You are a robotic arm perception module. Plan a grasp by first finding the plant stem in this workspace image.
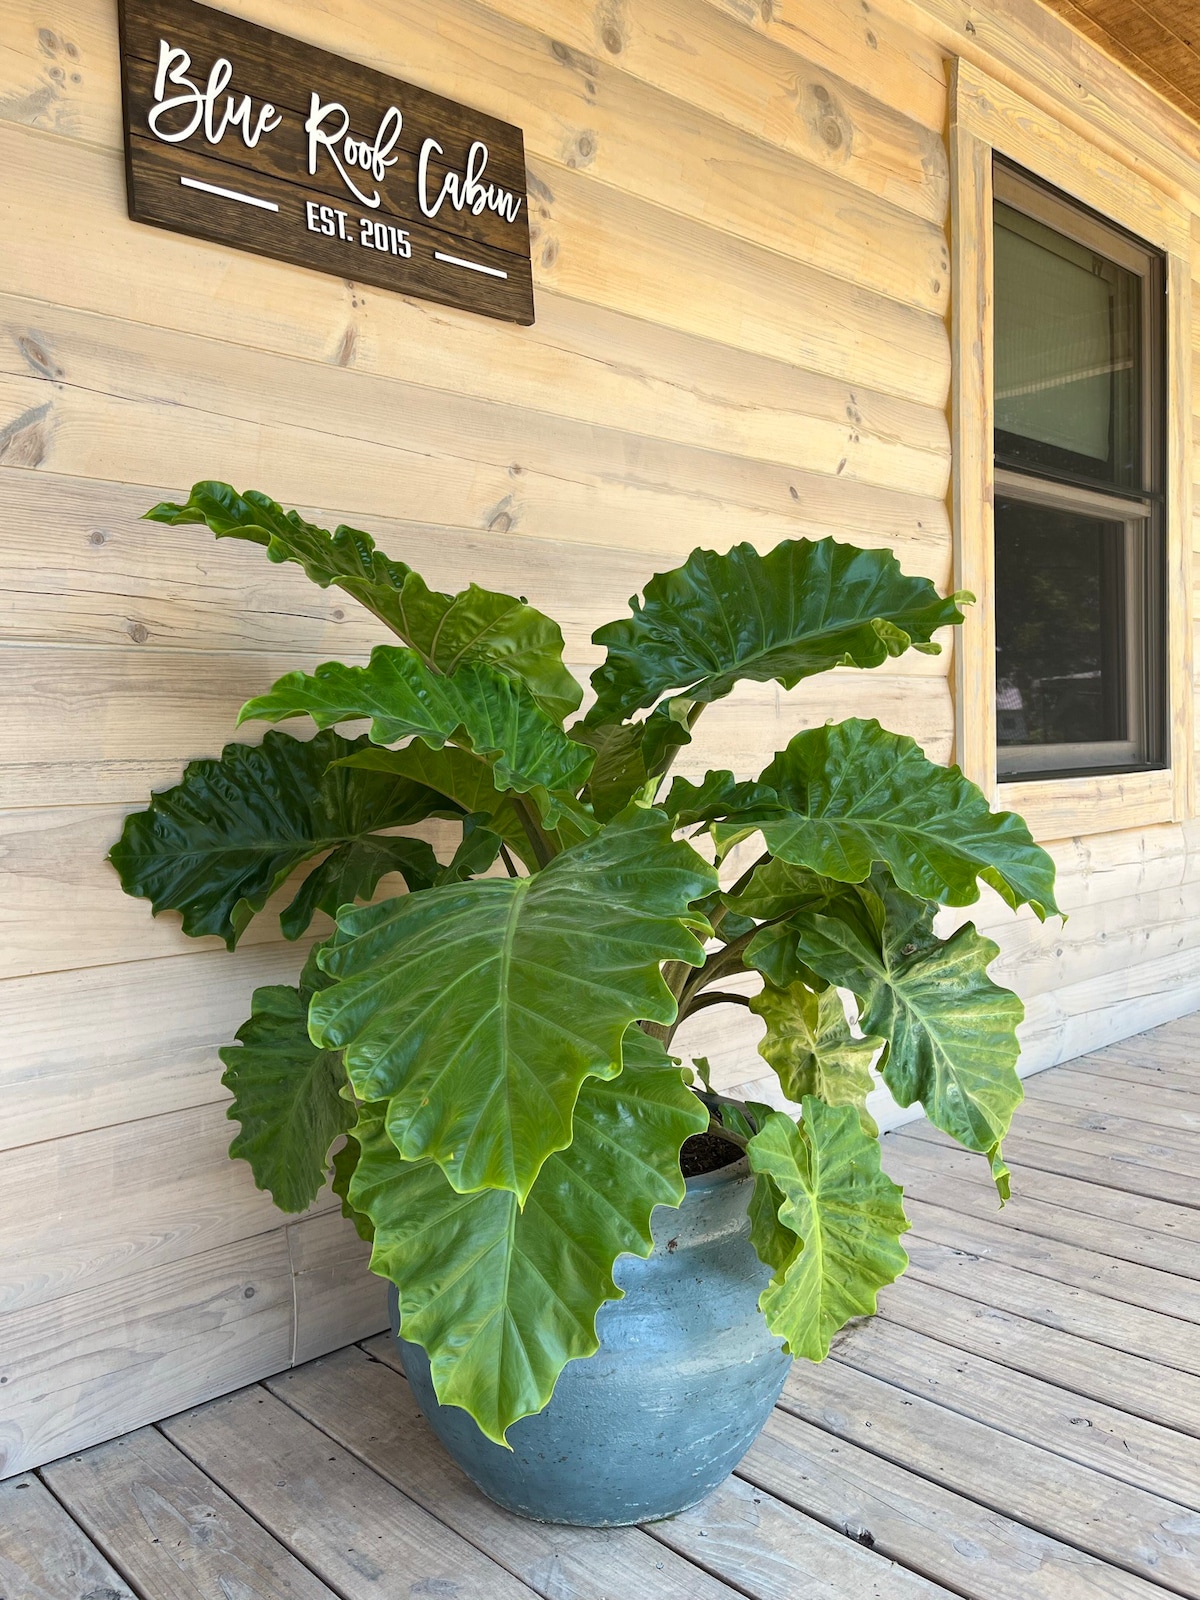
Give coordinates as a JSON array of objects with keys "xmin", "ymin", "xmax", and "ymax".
[
  {"xmin": 511, "ymin": 794, "xmax": 556, "ymax": 870},
  {"xmin": 686, "ymin": 991, "xmax": 752, "ymax": 1014}
]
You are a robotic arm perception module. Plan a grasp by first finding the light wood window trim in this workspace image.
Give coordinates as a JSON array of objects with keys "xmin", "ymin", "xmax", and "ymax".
[{"xmin": 950, "ymin": 60, "xmax": 1193, "ymax": 840}]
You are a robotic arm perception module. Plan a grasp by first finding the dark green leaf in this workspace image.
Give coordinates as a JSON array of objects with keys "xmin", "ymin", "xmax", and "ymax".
[
  {"xmin": 348, "ymin": 1027, "xmax": 707, "ymax": 1442},
  {"xmin": 331, "ymin": 1131, "xmax": 373, "ymax": 1243},
  {"xmin": 219, "ymin": 967, "xmax": 353, "ymax": 1213},
  {"xmin": 587, "ymin": 539, "xmax": 969, "ymax": 723},
  {"xmin": 788, "ymin": 877, "xmax": 1024, "ymax": 1186},
  {"xmin": 665, "ymin": 769, "xmax": 779, "ymax": 830},
  {"xmin": 280, "ymin": 835, "xmax": 440, "ymax": 940},
  {"xmin": 310, "ymin": 806, "xmax": 717, "ymax": 1199},
  {"xmin": 336, "ymin": 743, "xmax": 596, "ymax": 868},
  {"xmin": 718, "ymin": 719, "xmax": 1059, "ymax": 918},
  {"xmin": 239, "ymin": 650, "xmax": 593, "ymax": 824},
  {"xmin": 388, "ymin": 570, "xmax": 582, "ymax": 723},
  {"xmin": 747, "ymin": 1100, "xmax": 909, "ymax": 1359},
  {"xmin": 749, "ymin": 981, "xmax": 880, "ymax": 1135},
  {"xmin": 438, "ymin": 814, "xmax": 505, "ymax": 884},
  {"xmin": 149, "ymin": 484, "xmax": 581, "ymax": 719},
  {"xmin": 109, "ymin": 729, "xmax": 450, "ymax": 949}
]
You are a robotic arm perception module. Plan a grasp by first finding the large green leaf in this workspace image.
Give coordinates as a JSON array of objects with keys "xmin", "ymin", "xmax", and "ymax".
[
  {"xmin": 587, "ymin": 539, "xmax": 969, "ymax": 723},
  {"xmin": 386, "ymin": 570, "xmax": 582, "ymax": 723},
  {"xmin": 747, "ymin": 1100, "xmax": 909, "ymax": 1359},
  {"xmin": 750, "ymin": 981, "xmax": 881, "ymax": 1134},
  {"xmin": 310, "ymin": 806, "xmax": 717, "ymax": 1199},
  {"xmin": 240, "ymin": 649, "xmax": 592, "ymax": 824},
  {"xmin": 148, "ymin": 484, "xmax": 581, "ymax": 720},
  {"xmin": 729, "ymin": 720, "xmax": 1058, "ymax": 918},
  {"xmin": 788, "ymin": 877, "xmax": 1023, "ymax": 1192},
  {"xmin": 348, "ymin": 1027, "xmax": 706, "ymax": 1442},
  {"xmin": 218, "ymin": 951, "xmax": 353, "ymax": 1212},
  {"xmin": 108, "ymin": 729, "xmax": 444, "ymax": 949}
]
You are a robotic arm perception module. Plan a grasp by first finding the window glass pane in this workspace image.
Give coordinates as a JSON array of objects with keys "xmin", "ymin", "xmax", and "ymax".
[
  {"xmin": 994, "ymin": 202, "xmax": 1141, "ymax": 488},
  {"xmin": 995, "ymin": 495, "xmax": 1128, "ymax": 756}
]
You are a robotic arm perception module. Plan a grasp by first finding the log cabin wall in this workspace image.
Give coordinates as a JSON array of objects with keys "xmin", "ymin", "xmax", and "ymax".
[{"xmin": 0, "ymin": 0, "xmax": 1197, "ymax": 1474}]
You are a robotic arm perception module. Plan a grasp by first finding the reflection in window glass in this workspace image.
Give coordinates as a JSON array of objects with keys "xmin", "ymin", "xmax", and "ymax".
[
  {"xmin": 994, "ymin": 496, "xmax": 1127, "ymax": 754},
  {"xmin": 994, "ymin": 202, "xmax": 1141, "ymax": 488}
]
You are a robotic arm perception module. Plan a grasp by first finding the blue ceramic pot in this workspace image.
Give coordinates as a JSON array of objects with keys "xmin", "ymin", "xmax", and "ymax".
[{"xmin": 388, "ymin": 1154, "xmax": 791, "ymax": 1526}]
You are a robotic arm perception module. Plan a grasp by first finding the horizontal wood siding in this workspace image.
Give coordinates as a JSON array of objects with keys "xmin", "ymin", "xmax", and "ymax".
[{"xmin": 1, "ymin": 0, "xmax": 1197, "ymax": 1474}]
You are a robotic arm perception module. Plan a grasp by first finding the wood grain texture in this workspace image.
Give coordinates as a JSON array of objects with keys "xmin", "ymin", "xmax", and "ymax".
[
  {"xmin": 161, "ymin": 1386, "xmax": 540, "ymax": 1599},
  {"xmin": 779, "ymin": 1356, "xmax": 1200, "ymax": 1596},
  {"xmin": 0, "ymin": 123, "xmax": 952, "ymax": 408},
  {"xmin": 287, "ymin": 1211, "xmax": 388, "ymax": 1366},
  {"xmin": 269, "ymin": 1345, "xmax": 748, "ymax": 1600},
  {"xmin": 0, "ymin": 943, "xmax": 311, "ymax": 1150},
  {"xmin": 0, "ymin": 1100, "xmax": 333, "ymax": 1313},
  {"xmin": 740, "ymin": 1407, "xmax": 1166, "ymax": 1600},
  {"xmin": 0, "ymin": 1473, "xmax": 138, "ymax": 1600},
  {"xmin": 42, "ymin": 1425, "xmax": 340, "ymax": 1600},
  {"xmin": 832, "ymin": 1314, "xmax": 1200, "ymax": 1512},
  {"xmin": 0, "ymin": 1232, "xmax": 294, "ymax": 1478},
  {"xmin": 877, "ymin": 1272, "xmax": 1200, "ymax": 1435}
]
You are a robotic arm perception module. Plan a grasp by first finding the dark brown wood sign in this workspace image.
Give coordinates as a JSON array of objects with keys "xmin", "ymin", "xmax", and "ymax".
[{"xmin": 117, "ymin": 0, "xmax": 534, "ymax": 323}]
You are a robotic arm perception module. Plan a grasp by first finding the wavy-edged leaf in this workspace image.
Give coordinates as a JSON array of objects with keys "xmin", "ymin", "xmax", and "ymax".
[
  {"xmin": 148, "ymin": 484, "xmax": 580, "ymax": 719},
  {"xmin": 747, "ymin": 1100, "xmax": 909, "ymax": 1359},
  {"xmin": 108, "ymin": 729, "xmax": 446, "ymax": 949},
  {"xmin": 788, "ymin": 877, "xmax": 1024, "ymax": 1188},
  {"xmin": 750, "ymin": 982, "xmax": 881, "ymax": 1134},
  {"xmin": 331, "ymin": 1130, "xmax": 374, "ymax": 1242},
  {"xmin": 665, "ymin": 769, "xmax": 778, "ymax": 830},
  {"xmin": 587, "ymin": 539, "xmax": 969, "ymax": 723},
  {"xmin": 391, "ymin": 571, "xmax": 582, "ymax": 723},
  {"xmin": 310, "ymin": 806, "xmax": 716, "ymax": 1199},
  {"xmin": 723, "ymin": 720, "xmax": 1058, "ymax": 918},
  {"xmin": 218, "ymin": 955, "xmax": 352, "ymax": 1212},
  {"xmin": 348, "ymin": 1027, "xmax": 706, "ymax": 1442},
  {"xmin": 438, "ymin": 814, "xmax": 505, "ymax": 884},
  {"xmin": 240, "ymin": 649, "xmax": 593, "ymax": 824},
  {"xmin": 576, "ymin": 704, "xmax": 694, "ymax": 822}
]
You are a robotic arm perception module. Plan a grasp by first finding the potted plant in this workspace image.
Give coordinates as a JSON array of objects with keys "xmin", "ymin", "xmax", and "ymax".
[{"xmin": 111, "ymin": 483, "xmax": 1056, "ymax": 1526}]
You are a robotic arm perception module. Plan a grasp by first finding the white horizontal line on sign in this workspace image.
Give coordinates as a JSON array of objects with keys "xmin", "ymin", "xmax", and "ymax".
[
  {"xmin": 433, "ymin": 250, "xmax": 508, "ymax": 280},
  {"xmin": 179, "ymin": 175, "xmax": 280, "ymax": 212}
]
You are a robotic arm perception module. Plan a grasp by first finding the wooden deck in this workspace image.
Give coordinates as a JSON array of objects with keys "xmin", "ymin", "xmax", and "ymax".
[{"xmin": 4, "ymin": 1015, "xmax": 1199, "ymax": 1600}]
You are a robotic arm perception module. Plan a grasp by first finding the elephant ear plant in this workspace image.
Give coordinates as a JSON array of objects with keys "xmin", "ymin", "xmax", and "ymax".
[{"xmin": 111, "ymin": 482, "xmax": 1058, "ymax": 1445}]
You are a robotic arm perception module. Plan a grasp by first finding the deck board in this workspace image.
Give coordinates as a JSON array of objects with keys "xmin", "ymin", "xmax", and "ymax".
[{"xmin": 13, "ymin": 1010, "xmax": 1200, "ymax": 1600}]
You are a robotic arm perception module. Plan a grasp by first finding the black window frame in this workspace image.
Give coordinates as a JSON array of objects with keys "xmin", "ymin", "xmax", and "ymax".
[{"xmin": 992, "ymin": 157, "xmax": 1167, "ymax": 783}]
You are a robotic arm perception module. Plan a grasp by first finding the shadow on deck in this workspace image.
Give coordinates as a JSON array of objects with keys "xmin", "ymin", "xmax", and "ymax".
[{"xmin": 4, "ymin": 1015, "xmax": 1199, "ymax": 1600}]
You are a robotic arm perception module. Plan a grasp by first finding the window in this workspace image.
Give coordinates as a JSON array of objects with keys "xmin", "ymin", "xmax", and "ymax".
[{"xmin": 992, "ymin": 162, "xmax": 1165, "ymax": 780}]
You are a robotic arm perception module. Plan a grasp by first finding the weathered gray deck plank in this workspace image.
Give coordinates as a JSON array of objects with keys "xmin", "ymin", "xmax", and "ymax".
[
  {"xmin": 778, "ymin": 1356, "xmax": 1200, "ymax": 1594},
  {"xmin": 905, "ymin": 1198, "xmax": 1200, "ymax": 1320},
  {"xmin": 897, "ymin": 1119, "xmax": 1200, "ymax": 1208},
  {"xmin": 831, "ymin": 1315, "xmax": 1200, "ymax": 1511},
  {"xmin": 0, "ymin": 1473, "xmax": 137, "ymax": 1600},
  {"xmin": 879, "ymin": 1275, "xmax": 1200, "ymax": 1434},
  {"xmin": 41, "ymin": 1425, "xmax": 339, "ymax": 1600},
  {"xmin": 266, "ymin": 1344, "xmax": 744, "ymax": 1600},
  {"xmin": 1024, "ymin": 1067, "xmax": 1200, "ymax": 1132},
  {"xmin": 160, "ymin": 1387, "xmax": 540, "ymax": 1600},
  {"xmin": 883, "ymin": 1141, "xmax": 1200, "ymax": 1279},
  {"xmin": 738, "ymin": 1408, "xmax": 1168, "ymax": 1600}
]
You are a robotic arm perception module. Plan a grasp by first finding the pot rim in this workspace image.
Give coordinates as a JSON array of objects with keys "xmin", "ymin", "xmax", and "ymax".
[{"xmin": 683, "ymin": 1151, "xmax": 750, "ymax": 1191}]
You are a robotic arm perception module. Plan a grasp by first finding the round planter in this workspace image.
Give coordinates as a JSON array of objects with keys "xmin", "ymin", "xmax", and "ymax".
[{"xmin": 388, "ymin": 1153, "xmax": 791, "ymax": 1526}]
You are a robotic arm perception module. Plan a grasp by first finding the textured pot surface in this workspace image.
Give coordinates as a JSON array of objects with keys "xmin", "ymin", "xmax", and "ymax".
[{"xmin": 389, "ymin": 1156, "xmax": 792, "ymax": 1526}]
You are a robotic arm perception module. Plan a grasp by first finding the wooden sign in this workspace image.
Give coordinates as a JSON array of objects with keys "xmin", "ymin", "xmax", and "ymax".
[{"xmin": 116, "ymin": 0, "xmax": 534, "ymax": 324}]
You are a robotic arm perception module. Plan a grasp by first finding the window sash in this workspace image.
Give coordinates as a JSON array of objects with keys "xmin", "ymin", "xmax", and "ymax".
[{"xmin": 991, "ymin": 164, "xmax": 1165, "ymax": 782}]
